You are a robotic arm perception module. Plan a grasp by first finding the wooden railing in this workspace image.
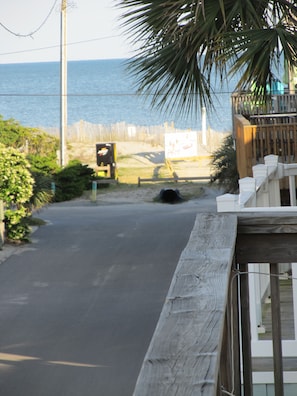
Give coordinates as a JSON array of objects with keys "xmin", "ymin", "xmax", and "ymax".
[
  {"xmin": 236, "ymin": 213, "xmax": 297, "ymax": 396},
  {"xmin": 231, "ymin": 92, "xmax": 297, "ymax": 118},
  {"xmin": 133, "ymin": 210, "xmax": 297, "ymax": 395},
  {"xmin": 133, "ymin": 213, "xmax": 239, "ymax": 395},
  {"xmin": 232, "ymin": 92, "xmax": 297, "ymax": 178},
  {"xmin": 234, "ymin": 114, "xmax": 297, "ymax": 178}
]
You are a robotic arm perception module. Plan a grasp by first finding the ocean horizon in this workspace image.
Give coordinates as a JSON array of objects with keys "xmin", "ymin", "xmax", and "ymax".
[{"xmin": 0, "ymin": 58, "xmax": 236, "ymax": 132}]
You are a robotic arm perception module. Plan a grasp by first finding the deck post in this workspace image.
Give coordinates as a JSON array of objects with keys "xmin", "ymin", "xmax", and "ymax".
[
  {"xmin": 292, "ymin": 263, "xmax": 297, "ymax": 340},
  {"xmin": 270, "ymin": 263, "xmax": 284, "ymax": 396},
  {"xmin": 289, "ymin": 175, "xmax": 296, "ymax": 206},
  {"xmin": 232, "ymin": 262, "xmax": 242, "ymax": 395},
  {"xmin": 252, "ymin": 164, "xmax": 269, "ymax": 207},
  {"xmin": 239, "ymin": 262, "xmax": 253, "ymax": 396}
]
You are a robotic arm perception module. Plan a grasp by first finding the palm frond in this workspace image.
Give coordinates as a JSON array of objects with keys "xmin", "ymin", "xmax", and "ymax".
[{"xmin": 117, "ymin": 0, "xmax": 297, "ymax": 117}]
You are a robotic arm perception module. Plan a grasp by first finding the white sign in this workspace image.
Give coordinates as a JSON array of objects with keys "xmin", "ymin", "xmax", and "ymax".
[{"xmin": 165, "ymin": 132, "xmax": 198, "ymax": 159}]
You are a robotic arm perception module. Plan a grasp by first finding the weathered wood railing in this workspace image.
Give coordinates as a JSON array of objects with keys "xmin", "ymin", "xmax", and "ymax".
[
  {"xmin": 133, "ymin": 211, "xmax": 297, "ymax": 395},
  {"xmin": 133, "ymin": 213, "xmax": 239, "ymax": 395}
]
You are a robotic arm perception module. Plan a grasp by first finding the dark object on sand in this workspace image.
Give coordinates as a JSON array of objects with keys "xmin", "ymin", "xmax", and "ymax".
[{"xmin": 157, "ymin": 188, "xmax": 184, "ymax": 204}]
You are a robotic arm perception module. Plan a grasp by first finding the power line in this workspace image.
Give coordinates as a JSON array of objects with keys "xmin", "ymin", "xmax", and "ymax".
[
  {"xmin": 0, "ymin": 91, "xmax": 234, "ymax": 97},
  {"xmin": 0, "ymin": 35, "xmax": 121, "ymax": 57},
  {"xmin": 0, "ymin": 0, "xmax": 59, "ymax": 38}
]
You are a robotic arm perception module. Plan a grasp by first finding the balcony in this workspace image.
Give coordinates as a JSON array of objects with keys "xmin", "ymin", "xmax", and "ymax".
[
  {"xmin": 232, "ymin": 92, "xmax": 297, "ymax": 180},
  {"xmin": 132, "ymin": 210, "xmax": 297, "ymax": 395}
]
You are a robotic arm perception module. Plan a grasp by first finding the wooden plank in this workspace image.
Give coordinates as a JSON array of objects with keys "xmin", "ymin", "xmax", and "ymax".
[
  {"xmin": 236, "ymin": 233, "xmax": 297, "ymax": 263},
  {"xmin": 238, "ymin": 219, "xmax": 297, "ymax": 234},
  {"xmin": 237, "ymin": 215, "xmax": 297, "ymax": 262},
  {"xmin": 238, "ymin": 224, "xmax": 297, "ymax": 234},
  {"xmin": 133, "ymin": 213, "xmax": 237, "ymax": 396},
  {"xmin": 259, "ymin": 278, "xmax": 294, "ymax": 341},
  {"xmin": 231, "ymin": 263, "xmax": 242, "ymax": 396},
  {"xmin": 238, "ymin": 214, "xmax": 297, "ymax": 233},
  {"xmin": 294, "ymin": 126, "xmax": 297, "ymax": 161},
  {"xmin": 95, "ymin": 179, "xmax": 118, "ymax": 185},
  {"xmin": 138, "ymin": 176, "xmax": 210, "ymax": 186},
  {"xmin": 240, "ymin": 262, "xmax": 253, "ymax": 396},
  {"xmin": 270, "ymin": 263, "xmax": 284, "ymax": 396}
]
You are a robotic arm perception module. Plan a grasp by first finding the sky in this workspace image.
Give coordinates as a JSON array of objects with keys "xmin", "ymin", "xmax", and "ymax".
[{"xmin": 0, "ymin": 0, "xmax": 137, "ymax": 64}]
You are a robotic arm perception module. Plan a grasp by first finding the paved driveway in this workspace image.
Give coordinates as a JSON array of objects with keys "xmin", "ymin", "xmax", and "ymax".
[{"xmin": 0, "ymin": 196, "xmax": 217, "ymax": 395}]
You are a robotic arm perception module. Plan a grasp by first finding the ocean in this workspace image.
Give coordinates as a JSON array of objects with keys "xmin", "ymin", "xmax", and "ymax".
[{"xmin": 0, "ymin": 59, "xmax": 237, "ymax": 132}]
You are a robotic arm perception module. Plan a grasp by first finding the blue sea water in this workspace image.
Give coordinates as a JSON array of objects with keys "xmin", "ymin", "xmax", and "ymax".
[{"xmin": 0, "ymin": 59, "xmax": 237, "ymax": 132}]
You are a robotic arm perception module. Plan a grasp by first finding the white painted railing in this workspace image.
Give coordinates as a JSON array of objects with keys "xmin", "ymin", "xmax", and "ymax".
[
  {"xmin": 217, "ymin": 154, "xmax": 297, "ymax": 212},
  {"xmin": 217, "ymin": 154, "xmax": 297, "ymax": 387}
]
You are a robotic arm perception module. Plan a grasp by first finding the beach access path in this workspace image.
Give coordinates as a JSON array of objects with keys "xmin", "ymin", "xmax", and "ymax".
[{"xmin": 0, "ymin": 190, "xmax": 219, "ymax": 396}]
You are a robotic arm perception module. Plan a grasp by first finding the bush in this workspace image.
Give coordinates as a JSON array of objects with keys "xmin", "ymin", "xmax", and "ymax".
[
  {"xmin": 0, "ymin": 145, "xmax": 34, "ymax": 204},
  {"xmin": 54, "ymin": 160, "xmax": 95, "ymax": 202},
  {"xmin": 0, "ymin": 145, "xmax": 34, "ymax": 242},
  {"xmin": 27, "ymin": 171, "xmax": 54, "ymax": 211},
  {"xmin": 4, "ymin": 208, "xmax": 31, "ymax": 243},
  {"xmin": 210, "ymin": 135, "xmax": 239, "ymax": 193},
  {"xmin": 0, "ymin": 116, "xmax": 58, "ymax": 157},
  {"xmin": 27, "ymin": 153, "xmax": 59, "ymax": 175},
  {"xmin": 0, "ymin": 117, "xmax": 59, "ymax": 242}
]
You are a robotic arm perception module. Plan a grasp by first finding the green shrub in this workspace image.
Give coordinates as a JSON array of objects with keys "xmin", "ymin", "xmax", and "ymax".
[
  {"xmin": 4, "ymin": 208, "xmax": 31, "ymax": 242},
  {"xmin": 54, "ymin": 160, "xmax": 95, "ymax": 202},
  {"xmin": 0, "ymin": 116, "xmax": 58, "ymax": 157},
  {"xmin": 0, "ymin": 117, "xmax": 59, "ymax": 242},
  {"xmin": 210, "ymin": 135, "xmax": 239, "ymax": 193},
  {"xmin": 27, "ymin": 171, "xmax": 54, "ymax": 211},
  {"xmin": 0, "ymin": 145, "xmax": 34, "ymax": 242},
  {"xmin": 27, "ymin": 154, "xmax": 59, "ymax": 175}
]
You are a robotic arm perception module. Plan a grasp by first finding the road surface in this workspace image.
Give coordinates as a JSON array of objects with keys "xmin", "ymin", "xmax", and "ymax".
[{"xmin": 0, "ymin": 196, "xmax": 217, "ymax": 395}]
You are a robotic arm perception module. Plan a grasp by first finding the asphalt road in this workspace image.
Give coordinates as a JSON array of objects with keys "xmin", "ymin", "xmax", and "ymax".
[{"xmin": 0, "ymin": 197, "xmax": 216, "ymax": 395}]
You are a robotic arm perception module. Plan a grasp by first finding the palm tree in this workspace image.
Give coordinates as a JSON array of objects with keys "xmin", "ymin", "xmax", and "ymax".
[{"xmin": 118, "ymin": 0, "xmax": 297, "ymax": 117}]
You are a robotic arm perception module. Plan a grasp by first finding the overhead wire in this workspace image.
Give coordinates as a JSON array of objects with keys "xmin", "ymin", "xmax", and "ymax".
[
  {"xmin": 0, "ymin": 35, "xmax": 122, "ymax": 57},
  {"xmin": 0, "ymin": 0, "xmax": 59, "ymax": 38},
  {"xmin": 0, "ymin": 3, "xmax": 235, "ymax": 99},
  {"xmin": 0, "ymin": 91, "xmax": 234, "ymax": 97}
]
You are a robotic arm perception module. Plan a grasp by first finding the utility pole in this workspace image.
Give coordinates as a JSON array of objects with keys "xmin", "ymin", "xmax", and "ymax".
[{"xmin": 60, "ymin": 0, "xmax": 67, "ymax": 167}]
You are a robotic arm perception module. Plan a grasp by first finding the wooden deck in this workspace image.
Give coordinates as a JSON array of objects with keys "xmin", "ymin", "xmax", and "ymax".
[
  {"xmin": 259, "ymin": 278, "xmax": 294, "ymax": 341},
  {"xmin": 132, "ymin": 213, "xmax": 297, "ymax": 395},
  {"xmin": 232, "ymin": 93, "xmax": 297, "ymax": 178},
  {"xmin": 253, "ymin": 277, "xmax": 296, "ymax": 374}
]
